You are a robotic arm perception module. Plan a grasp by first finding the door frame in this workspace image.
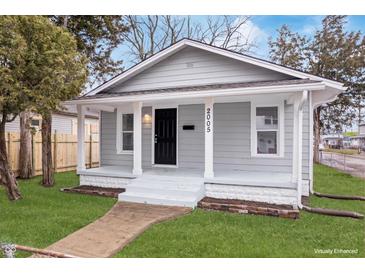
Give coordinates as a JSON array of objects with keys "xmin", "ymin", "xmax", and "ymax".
[{"xmin": 151, "ymin": 104, "xmax": 179, "ymax": 168}]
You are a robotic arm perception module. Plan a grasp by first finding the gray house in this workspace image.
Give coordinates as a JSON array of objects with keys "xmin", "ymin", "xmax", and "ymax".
[{"xmin": 67, "ymin": 39, "xmax": 344, "ymax": 208}]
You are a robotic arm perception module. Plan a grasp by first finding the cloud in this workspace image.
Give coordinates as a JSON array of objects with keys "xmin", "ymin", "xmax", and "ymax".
[
  {"xmin": 300, "ymin": 16, "xmax": 323, "ymax": 35},
  {"xmin": 215, "ymin": 16, "xmax": 268, "ymax": 56}
]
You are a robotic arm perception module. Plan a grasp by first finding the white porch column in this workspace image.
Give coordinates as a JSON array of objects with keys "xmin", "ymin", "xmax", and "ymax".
[
  {"xmin": 77, "ymin": 104, "xmax": 86, "ymax": 172},
  {"xmin": 133, "ymin": 101, "xmax": 143, "ymax": 175},
  {"xmin": 204, "ymin": 97, "xmax": 214, "ymax": 178}
]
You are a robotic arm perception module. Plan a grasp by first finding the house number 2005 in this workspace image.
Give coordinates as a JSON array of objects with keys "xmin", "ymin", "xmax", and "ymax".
[{"xmin": 206, "ymin": 107, "xmax": 211, "ymax": 133}]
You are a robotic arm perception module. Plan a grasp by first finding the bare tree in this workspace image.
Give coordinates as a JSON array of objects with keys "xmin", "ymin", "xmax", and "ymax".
[{"xmin": 122, "ymin": 15, "xmax": 256, "ymax": 63}]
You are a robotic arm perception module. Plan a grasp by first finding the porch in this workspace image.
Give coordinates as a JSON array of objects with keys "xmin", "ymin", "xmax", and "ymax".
[
  {"xmin": 78, "ymin": 165, "xmax": 295, "ymax": 189},
  {"xmin": 72, "ymin": 79, "xmax": 317, "ymax": 207}
]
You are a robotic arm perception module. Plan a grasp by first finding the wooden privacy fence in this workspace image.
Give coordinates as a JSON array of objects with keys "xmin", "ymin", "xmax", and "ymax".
[{"xmin": 5, "ymin": 131, "xmax": 99, "ymax": 176}]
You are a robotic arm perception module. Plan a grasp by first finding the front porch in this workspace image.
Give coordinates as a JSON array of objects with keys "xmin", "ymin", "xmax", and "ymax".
[
  {"xmin": 78, "ymin": 165, "xmax": 294, "ymax": 189},
  {"xmin": 72, "ymin": 80, "xmax": 316, "ymax": 207},
  {"xmin": 78, "ymin": 165, "xmax": 296, "ymax": 207}
]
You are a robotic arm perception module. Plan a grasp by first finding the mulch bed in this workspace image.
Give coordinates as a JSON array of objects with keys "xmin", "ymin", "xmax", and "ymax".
[
  {"xmin": 60, "ymin": 185, "xmax": 125, "ymax": 198},
  {"xmin": 198, "ymin": 197, "xmax": 299, "ymax": 219}
]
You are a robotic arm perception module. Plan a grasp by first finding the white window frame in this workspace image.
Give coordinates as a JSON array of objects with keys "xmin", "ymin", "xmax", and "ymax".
[
  {"xmin": 116, "ymin": 106, "xmax": 134, "ymax": 154},
  {"xmin": 251, "ymin": 99, "xmax": 285, "ymax": 158}
]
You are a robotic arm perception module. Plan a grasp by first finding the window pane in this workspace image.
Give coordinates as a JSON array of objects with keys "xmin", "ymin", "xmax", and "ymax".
[
  {"xmin": 122, "ymin": 114, "xmax": 133, "ymax": 131},
  {"xmin": 123, "ymin": 132, "xmax": 133, "ymax": 151},
  {"xmin": 256, "ymin": 107, "xmax": 278, "ymax": 130},
  {"xmin": 257, "ymin": 131, "xmax": 277, "ymax": 154}
]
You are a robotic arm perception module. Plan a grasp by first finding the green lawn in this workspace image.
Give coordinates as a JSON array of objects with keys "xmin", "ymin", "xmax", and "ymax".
[
  {"xmin": 1, "ymin": 164, "xmax": 364, "ymax": 258},
  {"xmin": 0, "ymin": 172, "xmax": 115, "ymax": 257},
  {"xmin": 116, "ymin": 164, "xmax": 365, "ymax": 258},
  {"xmin": 324, "ymin": 148, "xmax": 361, "ymax": 155}
]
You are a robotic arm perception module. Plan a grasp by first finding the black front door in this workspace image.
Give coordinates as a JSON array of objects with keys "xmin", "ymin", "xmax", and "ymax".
[{"xmin": 154, "ymin": 108, "xmax": 177, "ymax": 165}]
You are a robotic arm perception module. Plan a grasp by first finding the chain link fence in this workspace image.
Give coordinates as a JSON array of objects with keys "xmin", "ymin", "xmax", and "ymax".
[{"xmin": 319, "ymin": 151, "xmax": 365, "ymax": 179}]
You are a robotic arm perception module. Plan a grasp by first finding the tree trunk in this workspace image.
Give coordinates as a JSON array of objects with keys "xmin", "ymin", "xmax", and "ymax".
[
  {"xmin": 0, "ymin": 119, "xmax": 21, "ymax": 200},
  {"xmin": 41, "ymin": 114, "xmax": 54, "ymax": 187},
  {"xmin": 18, "ymin": 111, "xmax": 34, "ymax": 179},
  {"xmin": 313, "ymin": 107, "xmax": 321, "ymax": 163}
]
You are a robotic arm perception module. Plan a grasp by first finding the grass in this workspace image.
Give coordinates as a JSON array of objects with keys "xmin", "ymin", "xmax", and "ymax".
[
  {"xmin": 115, "ymin": 164, "xmax": 365, "ymax": 258},
  {"xmin": 1, "ymin": 164, "xmax": 364, "ymax": 258},
  {"xmin": 0, "ymin": 172, "xmax": 115, "ymax": 257},
  {"xmin": 324, "ymin": 148, "xmax": 361, "ymax": 155}
]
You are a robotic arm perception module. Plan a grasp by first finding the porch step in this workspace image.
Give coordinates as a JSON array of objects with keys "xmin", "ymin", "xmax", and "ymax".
[
  {"xmin": 126, "ymin": 185, "xmax": 202, "ymax": 196},
  {"xmin": 118, "ymin": 177, "xmax": 205, "ymax": 208},
  {"xmin": 119, "ymin": 191, "xmax": 200, "ymax": 208}
]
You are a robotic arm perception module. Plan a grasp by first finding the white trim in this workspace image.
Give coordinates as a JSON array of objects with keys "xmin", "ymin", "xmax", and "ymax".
[
  {"xmin": 86, "ymin": 39, "xmax": 344, "ymax": 96},
  {"xmin": 85, "ymin": 104, "xmax": 115, "ymax": 113},
  {"xmin": 204, "ymin": 97, "xmax": 214, "ymax": 179},
  {"xmin": 250, "ymin": 99, "xmax": 285, "ymax": 158},
  {"xmin": 151, "ymin": 104, "xmax": 179, "ymax": 167},
  {"xmin": 152, "ymin": 164, "xmax": 178, "ymax": 169},
  {"xmin": 133, "ymin": 101, "xmax": 143, "ymax": 175},
  {"xmin": 116, "ymin": 106, "xmax": 134, "ymax": 155},
  {"xmin": 77, "ymin": 105, "xmax": 86, "ymax": 172},
  {"xmin": 68, "ymin": 82, "xmax": 326, "ymax": 105},
  {"xmin": 98, "ymin": 110, "xmax": 102, "ymax": 167}
]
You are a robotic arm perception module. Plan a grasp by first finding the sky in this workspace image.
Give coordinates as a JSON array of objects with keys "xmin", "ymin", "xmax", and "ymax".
[{"xmin": 112, "ymin": 15, "xmax": 365, "ymax": 68}]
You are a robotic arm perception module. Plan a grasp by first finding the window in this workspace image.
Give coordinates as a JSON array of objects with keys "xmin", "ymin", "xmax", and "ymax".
[
  {"xmin": 121, "ymin": 113, "xmax": 133, "ymax": 151},
  {"xmin": 251, "ymin": 103, "xmax": 284, "ymax": 157},
  {"xmin": 31, "ymin": 119, "xmax": 40, "ymax": 127}
]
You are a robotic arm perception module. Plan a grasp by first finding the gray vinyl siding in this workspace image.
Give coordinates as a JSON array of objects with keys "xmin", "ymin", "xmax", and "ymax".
[
  {"xmin": 52, "ymin": 114, "xmax": 73, "ymax": 134},
  {"xmin": 302, "ymin": 102, "xmax": 310, "ymax": 180},
  {"xmin": 142, "ymin": 107, "xmax": 152, "ymax": 168},
  {"xmin": 109, "ymin": 47, "xmax": 294, "ymax": 93},
  {"xmin": 5, "ymin": 114, "xmax": 75, "ymax": 134},
  {"xmin": 100, "ymin": 110, "xmax": 133, "ymax": 168},
  {"xmin": 214, "ymin": 102, "xmax": 293, "ymax": 173},
  {"xmin": 5, "ymin": 116, "xmax": 20, "ymax": 132},
  {"xmin": 178, "ymin": 104, "xmax": 205, "ymax": 169},
  {"xmin": 100, "ymin": 108, "xmax": 152, "ymax": 168},
  {"xmin": 99, "ymin": 101, "xmax": 311, "ymax": 177}
]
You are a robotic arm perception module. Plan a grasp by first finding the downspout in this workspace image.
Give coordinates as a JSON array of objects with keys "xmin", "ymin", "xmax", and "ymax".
[
  {"xmin": 309, "ymin": 92, "xmax": 314, "ymax": 194},
  {"xmin": 296, "ymin": 90, "xmax": 308, "ymax": 209}
]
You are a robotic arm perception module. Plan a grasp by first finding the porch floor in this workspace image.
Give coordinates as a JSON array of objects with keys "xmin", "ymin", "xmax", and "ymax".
[{"xmin": 79, "ymin": 165, "xmax": 295, "ymax": 189}]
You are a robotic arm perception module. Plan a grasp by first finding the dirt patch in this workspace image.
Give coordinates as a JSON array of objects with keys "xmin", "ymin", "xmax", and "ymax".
[
  {"xmin": 198, "ymin": 197, "xmax": 299, "ymax": 219},
  {"xmin": 61, "ymin": 185, "xmax": 125, "ymax": 198}
]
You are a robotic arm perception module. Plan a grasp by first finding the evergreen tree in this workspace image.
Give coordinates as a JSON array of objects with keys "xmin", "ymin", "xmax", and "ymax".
[{"xmin": 0, "ymin": 16, "xmax": 87, "ymax": 198}]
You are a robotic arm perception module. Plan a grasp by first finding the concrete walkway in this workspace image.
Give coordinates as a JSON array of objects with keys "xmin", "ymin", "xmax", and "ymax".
[{"xmin": 43, "ymin": 202, "xmax": 191, "ymax": 258}]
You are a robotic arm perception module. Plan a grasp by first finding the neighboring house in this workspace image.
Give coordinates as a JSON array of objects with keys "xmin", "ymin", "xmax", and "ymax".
[
  {"xmin": 321, "ymin": 134, "xmax": 344, "ymax": 149},
  {"xmin": 67, "ymin": 39, "xmax": 344, "ymax": 208},
  {"xmin": 5, "ymin": 105, "xmax": 99, "ymax": 136},
  {"xmin": 349, "ymin": 123, "xmax": 365, "ymax": 150}
]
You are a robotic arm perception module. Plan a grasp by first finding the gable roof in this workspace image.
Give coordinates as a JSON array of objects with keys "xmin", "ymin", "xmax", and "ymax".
[{"xmin": 85, "ymin": 38, "xmax": 345, "ymax": 97}]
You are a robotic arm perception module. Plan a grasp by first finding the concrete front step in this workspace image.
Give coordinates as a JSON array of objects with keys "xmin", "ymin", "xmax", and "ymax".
[
  {"xmin": 136, "ymin": 176, "xmax": 204, "ymax": 185},
  {"xmin": 118, "ymin": 176, "xmax": 205, "ymax": 208},
  {"xmin": 126, "ymin": 185, "xmax": 203, "ymax": 196},
  {"xmin": 118, "ymin": 191, "xmax": 201, "ymax": 207}
]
